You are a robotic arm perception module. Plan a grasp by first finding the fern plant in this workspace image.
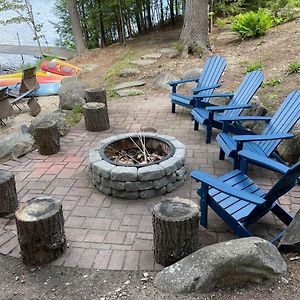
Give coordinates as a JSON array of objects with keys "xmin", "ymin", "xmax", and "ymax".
[{"xmin": 231, "ymin": 9, "xmax": 273, "ymax": 39}]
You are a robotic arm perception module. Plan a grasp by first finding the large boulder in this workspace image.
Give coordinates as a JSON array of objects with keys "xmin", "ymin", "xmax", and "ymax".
[
  {"xmin": 277, "ymin": 123, "xmax": 300, "ymax": 164},
  {"xmin": 278, "ymin": 209, "xmax": 300, "ymax": 253},
  {"xmin": 28, "ymin": 111, "xmax": 68, "ymax": 137},
  {"xmin": 59, "ymin": 77, "xmax": 87, "ymax": 110},
  {"xmin": 118, "ymin": 68, "xmax": 141, "ymax": 78},
  {"xmin": 152, "ymin": 72, "xmax": 179, "ymax": 91},
  {"xmin": 0, "ymin": 132, "xmax": 35, "ymax": 162},
  {"xmin": 154, "ymin": 237, "xmax": 286, "ymax": 294}
]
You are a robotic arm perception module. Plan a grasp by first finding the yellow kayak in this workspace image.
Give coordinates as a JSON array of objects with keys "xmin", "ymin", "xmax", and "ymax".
[
  {"xmin": 0, "ymin": 71, "xmax": 63, "ymax": 79},
  {"xmin": 52, "ymin": 58, "xmax": 81, "ymax": 72}
]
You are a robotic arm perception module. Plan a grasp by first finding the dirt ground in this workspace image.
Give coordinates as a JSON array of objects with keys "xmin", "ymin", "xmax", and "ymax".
[
  {"xmin": 1, "ymin": 253, "xmax": 300, "ymax": 300},
  {"xmin": 1, "ymin": 20, "xmax": 300, "ymax": 299}
]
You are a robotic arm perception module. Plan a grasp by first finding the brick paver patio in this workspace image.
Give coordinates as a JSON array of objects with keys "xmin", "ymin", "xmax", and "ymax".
[{"xmin": 0, "ymin": 94, "xmax": 299, "ymax": 270}]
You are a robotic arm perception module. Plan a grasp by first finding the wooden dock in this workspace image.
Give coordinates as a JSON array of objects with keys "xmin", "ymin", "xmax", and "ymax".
[{"xmin": 0, "ymin": 44, "xmax": 75, "ymax": 59}]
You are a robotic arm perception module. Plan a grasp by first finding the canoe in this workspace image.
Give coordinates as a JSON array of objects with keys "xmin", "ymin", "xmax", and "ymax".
[
  {"xmin": 52, "ymin": 59, "xmax": 81, "ymax": 72},
  {"xmin": 0, "ymin": 75, "xmax": 63, "ymax": 87},
  {"xmin": 8, "ymin": 82, "xmax": 61, "ymax": 97},
  {"xmin": 0, "ymin": 71, "xmax": 63, "ymax": 79},
  {"xmin": 41, "ymin": 60, "xmax": 79, "ymax": 76}
]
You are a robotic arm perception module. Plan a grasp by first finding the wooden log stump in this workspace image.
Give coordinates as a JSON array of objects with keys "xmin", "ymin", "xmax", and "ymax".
[
  {"xmin": 152, "ymin": 197, "xmax": 199, "ymax": 266},
  {"xmin": 0, "ymin": 170, "xmax": 18, "ymax": 216},
  {"xmin": 15, "ymin": 196, "xmax": 66, "ymax": 265},
  {"xmin": 85, "ymin": 87, "xmax": 107, "ymax": 106},
  {"xmin": 83, "ymin": 102, "xmax": 110, "ymax": 132},
  {"xmin": 35, "ymin": 120, "xmax": 60, "ymax": 155}
]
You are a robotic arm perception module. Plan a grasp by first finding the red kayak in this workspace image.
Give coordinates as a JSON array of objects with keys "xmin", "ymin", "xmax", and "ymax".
[
  {"xmin": 41, "ymin": 60, "xmax": 78, "ymax": 76},
  {"xmin": 0, "ymin": 75, "xmax": 63, "ymax": 87}
]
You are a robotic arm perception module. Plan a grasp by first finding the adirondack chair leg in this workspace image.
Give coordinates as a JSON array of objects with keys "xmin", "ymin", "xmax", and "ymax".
[
  {"xmin": 239, "ymin": 158, "xmax": 248, "ymax": 173},
  {"xmin": 206, "ymin": 125, "xmax": 212, "ymax": 144},
  {"xmin": 219, "ymin": 149, "xmax": 225, "ymax": 160},
  {"xmin": 270, "ymin": 231, "xmax": 285, "ymax": 244},
  {"xmin": 199, "ymin": 185, "xmax": 208, "ymax": 228},
  {"xmin": 194, "ymin": 121, "xmax": 199, "ymax": 131},
  {"xmin": 171, "ymin": 103, "xmax": 176, "ymax": 113},
  {"xmin": 271, "ymin": 203, "xmax": 294, "ymax": 225}
]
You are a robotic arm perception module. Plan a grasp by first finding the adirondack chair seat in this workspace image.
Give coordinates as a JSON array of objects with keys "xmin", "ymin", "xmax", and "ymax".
[
  {"xmin": 191, "ymin": 151, "xmax": 300, "ymax": 242},
  {"xmin": 169, "ymin": 56, "xmax": 227, "ymax": 113},
  {"xmin": 216, "ymin": 90, "xmax": 300, "ymax": 169}
]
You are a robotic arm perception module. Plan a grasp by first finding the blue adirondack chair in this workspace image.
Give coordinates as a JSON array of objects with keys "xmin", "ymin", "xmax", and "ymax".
[
  {"xmin": 216, "ymin": 90, "xmax": 300, "ymax": 169},
  {"xmin": 191, "ymin": 150, "xmax": 299, "ymax": 243},
  {"xmin": 191, "ymin": 70, "xmax": 264, "ymax": 144},
  {"xmin": 168, "ymin": 56, "xmax": 227, "ymax": 113}
]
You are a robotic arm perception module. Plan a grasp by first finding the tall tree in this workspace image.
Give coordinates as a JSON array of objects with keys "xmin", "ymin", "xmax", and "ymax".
[
  {"xmin": 67, "ymin": 0, "xmax": 86, "ymax": 54},
  {"xmin": 180, "ymin": 0, "xmax": 210, "ymax": 52}
]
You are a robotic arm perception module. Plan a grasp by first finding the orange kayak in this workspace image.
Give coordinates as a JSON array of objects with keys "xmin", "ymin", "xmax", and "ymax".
[{"xmin": 0, "ymin": 75, "xmax": 63, "ymax": 87}]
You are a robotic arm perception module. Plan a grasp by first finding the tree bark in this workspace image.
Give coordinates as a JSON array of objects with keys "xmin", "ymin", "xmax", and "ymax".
[
  {"xmin": 67, "ymin": 0, "xmax": 86, "ymax": 54},
  {"xmin": 15, "ymin": 196, "xmax": 66, "ymax": 265},
  {"xmin": 152, "ymin": 197, "xmax": 199, "ymax": 267},
  {"xmin": 35, "ymin": 121, "xmax": 60, "ymax": 155},
  {"xmin": 83, "ymin": 102, "xmax": 110, "ymax": 132},
  {"xmin": 85, "ymin": 87, "xmax": 107, "ymax": 106},
  {"xmin": 0, "ymin": 171, "xmax": 18, "ymax": 216},
  {"xmin": 180, "ymin": 0, "xmax": 210, "ymax": 52}
]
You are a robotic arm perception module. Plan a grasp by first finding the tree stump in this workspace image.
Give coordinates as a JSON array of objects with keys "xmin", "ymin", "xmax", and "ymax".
[
  {"xmin": 85, "ymin": 87, "xmax": 107, "ymax": 106},
  {"xmin": 15, "ymin": 196, "xmax": 66, "ymax": 265},
  {"xmin": 0, "ymin": 170, "xmax": 18, "ymax": 216},
  {"xmin": 27, "ymin": 97, "xmax": 41, "ymax": 117},
  {"xmin": 83, "ymin": 102, "xmax": 110, "ymax": 132},
  {"xmin": 35, "ymin": 120, "xmax": 60, "ymax": 155},
  {"xmin": 152, "ymin": 197, "xmax": 199, "ymax": 266}
]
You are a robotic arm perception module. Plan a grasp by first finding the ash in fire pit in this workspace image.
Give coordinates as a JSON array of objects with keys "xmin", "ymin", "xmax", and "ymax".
[{"xmin": 89, "ymin": 133, "xmax": 187, "ymax": 199}]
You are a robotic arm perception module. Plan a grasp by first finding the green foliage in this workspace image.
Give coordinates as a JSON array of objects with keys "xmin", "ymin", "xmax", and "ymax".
[
  {"xmin": 66, "ymin": 105, "xmax": 83, "ymax": 127},
  {"xmin": 245, "ymin": 60, "xmax": 263, "ymax": 73},
  {"xmin": 287, "ymin": 61, "xmax": 300, "ymax": 74},
  {"xmin": 231, "ymin": 9, "xmax": 273, "ymax": 39},
  {"xmin": 172, "ymin": 41, "xmax": 184, "ymax": 53},
  {"xmin": 190, "ymin": 43, "xmax": 203, "ymax": 58},
  {"xmin": 263, "ymin": 78, "xmax": 282, "ymax": 87},
  {"xmin": 215, "ymin": 18, "xmax": 231, "ymax": 27}
]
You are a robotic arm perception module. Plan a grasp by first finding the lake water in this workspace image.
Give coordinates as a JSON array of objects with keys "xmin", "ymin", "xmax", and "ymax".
[{"xmin": 0, "ymin": 0, "xmax": 58, "ymax": 71}]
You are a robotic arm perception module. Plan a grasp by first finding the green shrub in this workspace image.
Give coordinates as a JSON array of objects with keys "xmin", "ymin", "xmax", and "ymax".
[
  {"xmin": 263, "ymin": 78, "xmax": 282, "ymax": 87},
  {"xmin": 287, "ymin": 61, "xmax": 300, "ymax": 74},
  {"xmin": 245, "ymin": 60, "xmax": 263, "ymax": 73},
  {"xmin": 231, "ymin": 9, "xmax": 273, "ymax": 39},
  {"xmin": 216, "ymin": 18, "xmax": 231, "ymax": 27},
  {"xmin": 66, "ymin": 105, "xmax": 83, "ymax": 127},
  {"xmin": 172, "ymin": 41, "xmax": 184, "ymax": 53}
]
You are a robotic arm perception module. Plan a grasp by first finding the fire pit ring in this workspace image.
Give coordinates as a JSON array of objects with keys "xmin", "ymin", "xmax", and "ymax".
[{"xmin": 89, "ymin": 132, "xmax": 188, "ymax": 199}]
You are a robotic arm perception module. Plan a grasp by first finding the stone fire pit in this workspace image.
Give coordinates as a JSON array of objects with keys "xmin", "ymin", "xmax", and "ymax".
[{"xmin": 89, "ymin": 132, "xmax": 187, "ymax": 199}]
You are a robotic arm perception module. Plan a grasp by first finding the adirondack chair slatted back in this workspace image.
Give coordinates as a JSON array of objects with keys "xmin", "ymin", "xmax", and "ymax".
[
  {"xmin": 19, "ymin": 67, "xmax": 39, "ymax": 94},
  {"xmin": 258, "ymin": 90, "xmax": 300, "ymax": 156},
  {"xmin": 197, "ymin": 56, "xmax": 226, "ymax": 99},
  {"xmin": 224, "ymin": 71, "xmax": 264, "ymax": 117},
  {"xmin": 264, "ymin": 161, "xmax": 300, "ymax": 205}
]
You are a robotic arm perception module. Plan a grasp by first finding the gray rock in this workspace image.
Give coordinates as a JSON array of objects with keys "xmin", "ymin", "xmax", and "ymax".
[
  {"xmin": 138, "ymin": 164, "xmax": 165, "ymax": 181},
  {"xmin": 173, "ymin": 148, "xmax": 186, "ymax": 160},
  {"xmin": 111, "ymin": 166, "xmax": 138, "ymax": 182},
  {"xmin": 116, "ymin": 89, "xmax": 143, "ymax": 97},
  {"xmin": 154, "ymin": 237, "xmax": 287, "ymax": 294},
  {"xmin": 176, "ymin": 166, "xmax": 187, "ymax": 181},
  {"xmin": 277, "ymin": 123, "xmax": 300, "ymax": 164},
  {"xmin": 28, "ymin": 111, "xmax": 68, "ymax": 137},
  {"xmin": 124, "ymin": 181, "xmax": 153, "ymax": 192},
  {"xmin": 109, "ymin": 181, "xmax": 125, "ymax": 191},
  {"xmin": 96, "ymin": 183, "xmax": 112, "ymax": 196},
  {"xmin": 142, "ymin": 53, "xmax": 162, "ymax": 60},
  {"xmin": 159, "ymin": 157, "xmax": 183, "ymax": 175},
  {"xmin": 112, "ymin": 190, "xmax": 139, "ymax": 200},
  {"xmin": 159, "ymin": 48, "xmax": 181, "ymax": 59},
  {"xmin": 166, "ymin": 182, "xmax": 177, "ymax": 193},
  {"xmin": 59, "ymin": 77, "xmax": 87, "ymax": 110},
  {"xmin": 118, "ymin": 68, "xmax": 141, "ymax": 78},
  {"xmin": 79, "ymin": 63, "xmax": 99, "ymax": 72},
  {"xmin": 139, "ymin": 186, "xmax": 166, "ymax": 199},
  {"xmin": 278, "ymin": 209, "xmax": 300, "ymax": 253},
  {"xmin": 92, "ymin": 160, "xmax": 116, "ymax": 179},
  {"xmin": 88, "ymin": 149, "xmax": 102, "ymax": 165},
  {"xmin": 114, "ymin": 81, "xmax": 146, "ymax": 91},
  {"xmin": 131, "ymin": 59, "xmax": 156, "ymax": 66},
  {"xmin": 152, "ymin": 73, "xmax": 178, "ymax": 91},
  {"xmin": 0, "ymin": 132, "xmax": 35, "ymax": 162},
  {"xmin": 182, "ymin": 68, "xmax": 202, "ymax": 80}
]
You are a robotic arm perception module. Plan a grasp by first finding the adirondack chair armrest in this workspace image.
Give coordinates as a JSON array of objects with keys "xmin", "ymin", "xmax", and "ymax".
[
  {"xmin": 168, "ymin": 78, "xmax": 199, "ymax": 86},
  {"xmin": 238, "ymin": 150, "xmax": 290, "ymax": 174},
  {"xmin": 207, "ymin": 104, "xmax": 252, "ymax": 112},
  {"xmin": 191, "ymin": 170, "xmax": 264, "ymax": 205},
  {"xmin": 233, "ymin": 133, "xmax": 294, "ymax": 142},
  {"xmin": 219, "ymin": 116, "xmax": 272, "ymax": 122},
  {"xmin": 194, "ymin": 92, "xmax": 234, "ymax": 99},
  {"xmin": 171, "ymin": 93, "xmax": 193, "ymax": 100},
  {"xmin": 192, "ymin": 83, "xmax": 221, "ymax": 94}
]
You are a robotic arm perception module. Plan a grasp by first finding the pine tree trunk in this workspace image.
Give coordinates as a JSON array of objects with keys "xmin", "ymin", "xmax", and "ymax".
[
  {"xmin": 152, "ymin": 198, "xmax": 199, "ymax": 267},
  {"xmin": 83, "ymin": 102, "xmax": 110, "ymax": 132},
  {"xmin": 180, "ymin": 0, "xmax": 210, "ymax": 52},
  {"xmin": 67, "ymin": 0, "xmax": 86, "ymax": 54},
  {"xmin": 15, "ymin": 197, "xmax": 66, "ymax": 265},
  {"xmin": 0, "ymin": 171, "xmax": 18, "ymax": 216}
]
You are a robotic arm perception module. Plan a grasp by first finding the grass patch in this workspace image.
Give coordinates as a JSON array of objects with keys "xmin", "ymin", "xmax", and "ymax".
[
  {"xmin": 66, "ymin": 105, "xmax": 83, "ymax": 127},
  {"xmin": 172, "ymin": 41, "xmax": 184, "ymax": 53},
  {"xmin": 287, "ymin": 61, "xmax": 300, "ymax": 74},
  {"xmin": 262, "ymin": 78, "xmax": 282, "ymax": 87},
  {"xmin": 245, "ymin": 60, "xmax": 262, "ymax": 73}
]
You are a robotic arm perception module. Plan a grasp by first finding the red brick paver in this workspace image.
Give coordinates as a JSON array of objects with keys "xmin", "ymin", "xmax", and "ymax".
[{"xmin": 0, "ymin": 94, "xmax": 299, "ymax": 271}]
